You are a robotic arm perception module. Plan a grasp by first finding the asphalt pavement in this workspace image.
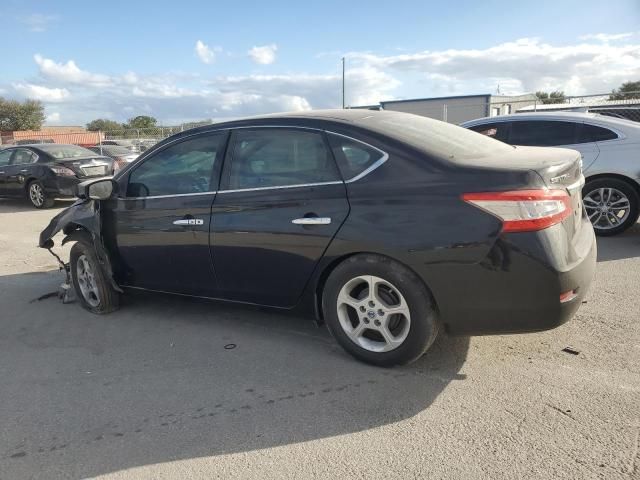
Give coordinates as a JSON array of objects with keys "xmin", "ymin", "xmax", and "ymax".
[{"xmin": 0, "ymin": 198, "xmax": 638, "ymax": 479}]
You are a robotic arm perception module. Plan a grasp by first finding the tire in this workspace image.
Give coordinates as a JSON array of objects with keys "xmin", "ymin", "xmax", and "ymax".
[
  {"xmin": 27, "ymin": 180, "xmax": 55, "ymax": 209},
  {"xmin": 322, "ymin": 254, "xmax": 439, "ymax": 367},
  {"xmin": 583, "ymin": 178, "xmax": 639, "ymax": 236},
  {"xmin": 70, "ymin": 241, "xmax": 120, "ymax": 314}
]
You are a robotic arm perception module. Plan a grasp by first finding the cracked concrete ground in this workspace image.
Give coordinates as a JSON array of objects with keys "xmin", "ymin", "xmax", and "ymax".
[{"xmin": 0, "ymin": 198, "xmax": 638, "ymax": 480}]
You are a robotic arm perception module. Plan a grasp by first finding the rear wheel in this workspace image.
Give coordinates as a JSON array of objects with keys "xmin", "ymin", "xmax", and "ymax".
[
  {"xmin": 70, "ymin": 241, "xmax": 120, "ymax": 314},
  {"xmin": 583, "ymin": 178, "xmax": 639, "ymax": 236},
  {"xmin": 322, "ymin": 254, "xmax": 439, "ymax": 367},
  {"xmin": 27, "ymin": 180, "xmax": 55, "ymax": 208}
]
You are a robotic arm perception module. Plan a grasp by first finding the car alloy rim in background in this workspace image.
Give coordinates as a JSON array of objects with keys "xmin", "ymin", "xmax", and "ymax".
[
  {"xmin": 336, "ymin": 275, "xmax": 411, "ymax": 353},
  {"xmin": 583, "ymin": 187, "xmax": 631, "ymax": 230},
  {"xmin": 76, "ymin": 254, "xmax": 101, "ymax": 307},
  {"xmin": 29, "ymin": 183, "xmax": 44, "ymax": 207}
]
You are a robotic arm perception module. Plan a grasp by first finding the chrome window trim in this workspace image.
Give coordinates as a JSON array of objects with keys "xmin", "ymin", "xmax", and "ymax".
[{"xmin": 122, "ymin": 125, "xmax": 390, "ymax": 199}]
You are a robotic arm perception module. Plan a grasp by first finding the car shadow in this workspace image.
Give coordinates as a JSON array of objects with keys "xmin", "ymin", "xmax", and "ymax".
[
  {"xmin": 596, "ymin": 221, "xmax": 640, "ymax": 262},
  {"xmin": 0, "ymin": 270, "xmax": 469, "ymax": 480}
]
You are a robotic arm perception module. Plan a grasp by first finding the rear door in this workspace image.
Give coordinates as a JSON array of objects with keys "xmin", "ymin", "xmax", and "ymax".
[
  {"xmin": 211, "ymin": 127, "xmax": 349, "ymax": 307},
  {"xmin": 0, "ymin": 150, "xmax": 13, "ymax": 195},
  {"xmin": 111, "ymin": 131, "xmax": 228, "ymax": 296},
  {"xmin": 4, "ymin": 148, "xmax": 39, "ymax": 196}
]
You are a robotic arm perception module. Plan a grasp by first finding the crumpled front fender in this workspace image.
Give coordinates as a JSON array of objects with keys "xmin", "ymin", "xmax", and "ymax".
[
  {"xmin": 39, "ymin": 199, "xmax": 96, "ymax": 248},
  {"xmin": 38, "ymin": 199, "xmax": 123, "ymax": 293}
]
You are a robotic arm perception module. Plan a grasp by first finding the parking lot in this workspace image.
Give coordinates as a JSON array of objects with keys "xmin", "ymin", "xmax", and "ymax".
[{"xmin": 0, "ymin": 199, "xmax": 638, "ymax": 480}]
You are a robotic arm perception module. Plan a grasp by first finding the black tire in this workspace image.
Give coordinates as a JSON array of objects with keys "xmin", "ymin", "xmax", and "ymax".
[
  {"xmin": 583, "ymin": 178, "xmax": 639, "ymax": 236},
  {"xmin": 70, "ymin": 241, "xmax": 120, "ymax": 314},
  {"xmin": 322, "ymin": 254, "xmax": 439, "ymax": 367},
  {"xmin": 26, "ymin": 180, "xmax": 55, "ymax": 209}
]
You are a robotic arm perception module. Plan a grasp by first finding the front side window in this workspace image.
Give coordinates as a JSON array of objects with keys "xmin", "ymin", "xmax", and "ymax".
[
  {"xmin": 127, "ymin": 133, "xmax": 225, "ymax": 197},
  {"xmin": 578, "ymin": 124, "xmax": 618, "ymax": 143},
  {"xmin": 0, "ymin": 150, "xmax": 12, "ymax": 166},
  {"xmin": 468, "ymin": 122, "xmax": 510, "ymax": 143},
  {"xmin": 228, "ymin": 129, "xmax": 340, "ymax": 189},
  {"xmin": 327, "ymin": 133, "xmax": 385, "ymax": 180},
  {"xmin": 509, "ymin": 121, "xmax": 578, "ymax": 146},
  {"xmin": 10, "ymin": 149, "xmax": 37, "ymax": 165}
]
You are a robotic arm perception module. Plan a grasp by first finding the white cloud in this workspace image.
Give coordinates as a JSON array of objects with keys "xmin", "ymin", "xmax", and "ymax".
[
  {"xmin": 579, "ymin": 32, "xmax": 635, "ymax": 42},
  {"xmin": 46, "ymin": 112, "xmax": 61, "ymax": 123},
  {"xmin": 195, "ymin": 40, "xmax": 219, "ymax": 64},
  {"xmin": 12, "ymin": 83, "xmax": 70, "ymax": 102},
  {"xmin": 21, "ymin": 13, "xmax": 59, "ymax": 32},
  {"xmin": 248, "ymin": 44, "xmax": 278, "ymax": 65},
  {"xmin": 34, "ymin": 54, "xmax": 112, "ymax": 87},
  {"xmin": 3, "ymin": 35, "xmax": 639, "ymax": 124}
]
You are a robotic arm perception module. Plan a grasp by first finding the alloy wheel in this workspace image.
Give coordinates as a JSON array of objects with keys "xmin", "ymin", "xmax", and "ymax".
[
  {"xmin": 76, "ymin": 254, "xmax": 101, "ymax": 307},
  {"xmin": 29, "ymin": 183, "xmax": 44, "ymax": 207},
  {"xmin": 336, "ymin": 275, "xmax": 411, "ymax": 353},
  {"xmin": 583, "ymin": 187, "xmax": 631, "ymax": 231}
]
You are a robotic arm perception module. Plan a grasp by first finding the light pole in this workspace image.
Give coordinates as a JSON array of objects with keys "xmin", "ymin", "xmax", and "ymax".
[{"xmin": 342, "ymin": 57, "xmax": 345, "ymax": 109}]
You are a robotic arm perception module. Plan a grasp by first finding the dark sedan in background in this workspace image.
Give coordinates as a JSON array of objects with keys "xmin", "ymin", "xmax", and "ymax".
[
  {"xmin": 0, "ymin": 144, "xmax": 114, "ymax": 208},
  {"xmin": 40, "ymin": 110, "xmax": 596, "ymax": 366},
  {"xmin": 87, "ymin": 145, "xmax": 139, "ymax": 170}
]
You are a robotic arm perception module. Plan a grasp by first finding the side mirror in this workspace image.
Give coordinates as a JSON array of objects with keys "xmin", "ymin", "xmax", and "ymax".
[{"xmin": 76, "ymin": 178, "xmax": 117, "ymax": 200}]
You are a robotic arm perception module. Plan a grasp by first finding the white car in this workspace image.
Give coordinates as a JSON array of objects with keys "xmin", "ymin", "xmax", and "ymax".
[{"xmin": 462, "ymin": 112, "xmax": 640, "ymax": 235}]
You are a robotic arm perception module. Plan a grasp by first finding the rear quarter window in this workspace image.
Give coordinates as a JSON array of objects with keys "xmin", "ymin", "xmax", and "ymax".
[
  {"xmin": 578, "ymin": 124, "xmax": 618, "ymax": 143},
  {"xmin": 327, "ymin": 133, "xmax": 386, "ymax": 180}
]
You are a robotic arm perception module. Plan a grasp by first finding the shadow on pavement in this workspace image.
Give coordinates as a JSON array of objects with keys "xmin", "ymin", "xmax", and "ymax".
[
  {"xmin": 0, "ymin": 198, "xmax": 73, "ymax": 214},
  {"xmin": 0, "ymin": 270, "xmax": 469, "ymax": 480},
  {"xmin": 596, "ymin": 221, "xmax": 640, "ymax": 262}
]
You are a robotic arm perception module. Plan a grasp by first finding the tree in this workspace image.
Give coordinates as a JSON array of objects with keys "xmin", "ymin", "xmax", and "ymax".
[
  {"xmin": 126, "ymin": 115, "xmax": 157, "ymax": 129},
  {"xmin": 609, "ymin": 81, "xmax": 640, "ymax": 100},
  {"xmin": 535, "ymin": 91, "xmax": 566, "ymax": 105},
  {"xmin": 0, "ymin": 98, "xmax": 46, "ymax": 131},
  {"xmin": 86, "ymin": 119, "xmax": 123, "ymax": 131}
]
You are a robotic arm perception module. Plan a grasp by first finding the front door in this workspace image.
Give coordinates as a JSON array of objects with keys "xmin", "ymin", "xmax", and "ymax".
[
  {"xmin": 211, "ymin": 127, "xmax": 350, "ymax": 307},
  {"xmin": 4, "ymin": 149, "xmax": 38, "ymax": 196},
  {"xmin": 111, "ymin": 132, "xmax": 228, "ymax": 296},
  {"xmin": 0, "ymin": 150, "xmax": 13, "ymax": 195}
]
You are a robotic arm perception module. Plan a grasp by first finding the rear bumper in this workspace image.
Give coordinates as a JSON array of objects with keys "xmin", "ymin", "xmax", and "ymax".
[{"xmin": 422, "ymin": 218, "xmax": 597, "ymax": 336}]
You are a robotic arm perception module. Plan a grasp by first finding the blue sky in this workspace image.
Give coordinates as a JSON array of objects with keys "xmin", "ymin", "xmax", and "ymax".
[{"xmin": 2, "ymin": 0, "xmax": 639, "ymax": 125}]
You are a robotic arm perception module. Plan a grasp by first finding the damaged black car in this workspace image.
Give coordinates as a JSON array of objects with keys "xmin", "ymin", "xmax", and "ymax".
[{"xmin": 39, "ymin": 110, "xmax": 597, "ymax": 366}]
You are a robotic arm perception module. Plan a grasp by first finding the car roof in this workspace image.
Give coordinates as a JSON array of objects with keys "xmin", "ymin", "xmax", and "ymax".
[{"xmin": 461, "ymin": 111, "xmax": 640, "ymax": 130}]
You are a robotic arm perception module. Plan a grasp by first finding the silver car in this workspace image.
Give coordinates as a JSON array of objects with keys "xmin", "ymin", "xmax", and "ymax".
[{"xmin": 462, "ymin": 112, "xmax": 640, "ymax": 235}]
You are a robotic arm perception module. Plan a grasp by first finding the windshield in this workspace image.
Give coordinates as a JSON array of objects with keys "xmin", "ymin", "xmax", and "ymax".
[{"xmin": 37, "ymin": 144, "xmax": 98, "ymax": 159}]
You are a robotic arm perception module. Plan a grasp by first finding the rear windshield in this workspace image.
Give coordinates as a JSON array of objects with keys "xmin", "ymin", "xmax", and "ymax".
[
  {"xmin": 37, "ymin": 144, "xmax": 97, "ymax": 159},
  {"xmin": 361, "ymin": 112, "xmax": 514, "ymax": 161},
  {"xmin": 91, "ymin": 145, "xmax": 132, "ymax": 155}
]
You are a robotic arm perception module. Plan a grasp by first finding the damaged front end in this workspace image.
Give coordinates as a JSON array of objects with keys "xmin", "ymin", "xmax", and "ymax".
[{"xmin": 39, "ymin": 180, "xmax": 122, "ymax": 302}]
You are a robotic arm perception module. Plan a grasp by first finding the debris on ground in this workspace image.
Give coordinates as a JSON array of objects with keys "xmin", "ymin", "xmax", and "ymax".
[
  {"xmin": 561, "ymin": 347, "xmax": 580, "ymax": 355},
  {"xmin": 224, "ymin": 343, "xmax": 237, "ymax": 350}
]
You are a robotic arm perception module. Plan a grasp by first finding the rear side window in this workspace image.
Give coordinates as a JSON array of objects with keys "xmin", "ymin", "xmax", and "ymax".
[
  {"xmin": 127, "ymin": 133, "xmax": 225, "ymax": 197},
  {"xmin": 327, "ymin": 133, "xmax": 385, "ymax": 180},
  {"xmin": 578, "ymin": 124, "xmax": 618, "ymax": 143},
  {"xmin": 228, "ymin": 129, "xmax": 340, "ymax": 189},
  {"xmin": 509, "ymin": 121, "xmax": 578, "ymax": 146},
  {"xmin": 468, "ymin": 122, "xmax": 510, "ymax": 143},
  {"xmin": 10, "ymin": 149, "xmax": 37, "ymax": 165}
]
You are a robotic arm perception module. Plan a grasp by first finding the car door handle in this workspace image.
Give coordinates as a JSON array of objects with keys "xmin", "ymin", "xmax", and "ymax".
[
  {"xmin": 20, "ymin": 169, "xmax": 29, "ymax": 173},
  {"xmin": 292, "ymin": 217, "xmax": 331, "ymax": 225},
  {"xmin": 173, "ymin": 218, "xmax": 204, "ymax": 226}
]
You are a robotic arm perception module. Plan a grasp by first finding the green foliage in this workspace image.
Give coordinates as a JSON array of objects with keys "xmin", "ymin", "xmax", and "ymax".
[
  {"xmin": 535, "ymin": 91, "xmax": 566, "ymax": 105},
  {"xmin": 609, "ymin": 81, "xmax": 640, "ymax": 100},
  {"xmin": 126, "ymin": 115, "xmax": 158, "ymax": 129},
  {"xmin": 86, "ymin": 119, "xmax": 123, "ymax": 131},
  {"xmin": 0, "ymin": 98, "xmax": 46, "ymax": 131}
]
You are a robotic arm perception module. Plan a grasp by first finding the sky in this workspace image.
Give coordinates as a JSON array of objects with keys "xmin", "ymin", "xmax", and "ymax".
[{"xmin": 1, "ymin": 0, "xmax": 639, "ymax": 126}]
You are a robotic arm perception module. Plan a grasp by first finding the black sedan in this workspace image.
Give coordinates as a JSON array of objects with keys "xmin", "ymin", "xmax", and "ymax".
[
  {"xmin": 40, "ymin": 110, "xmax": 596, "ymax": 366},
  {"xmin": 0, "ymin": 144, "xmax": 114, "ymax": 208}
]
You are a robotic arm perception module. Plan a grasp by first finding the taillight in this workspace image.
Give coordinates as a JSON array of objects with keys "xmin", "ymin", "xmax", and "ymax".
[
  {"xmin": 50, "ymin": 165, "xmax": 75, "ymax": 177},
  {"xmin": 462, "ymin": 189, "xmax": 572, "ymax": 233}
]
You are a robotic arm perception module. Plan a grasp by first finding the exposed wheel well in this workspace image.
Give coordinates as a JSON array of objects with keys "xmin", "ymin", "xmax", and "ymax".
[
  {"xmin": 314, "ymin": 251, "xmax": 439, "ymax": 324},
  {"xmin": 585, "ymin": 173, "xmax": 640, "ymax": 196}
]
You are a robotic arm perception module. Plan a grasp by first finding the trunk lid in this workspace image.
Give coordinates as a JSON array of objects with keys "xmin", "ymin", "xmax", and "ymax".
[{"xmin": 55, "ymin": 156, "xmax": 114, "ymax": 178}]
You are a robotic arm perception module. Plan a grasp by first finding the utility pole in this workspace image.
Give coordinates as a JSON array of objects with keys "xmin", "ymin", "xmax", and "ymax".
[{"xmin": 342, "ymin": 57, "xmax": 345, "ymax": 109}]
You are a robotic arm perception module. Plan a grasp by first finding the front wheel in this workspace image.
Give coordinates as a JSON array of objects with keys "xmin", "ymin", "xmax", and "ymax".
[
  {"xmin": 322, "ymin": 254, "xmax": 439, "ymax": 367},
  {"xmin": 70, "ymin": 241, "xmax": 120, "ymax": 314},
  {"xmin": 583, "ymin": 178, "xmax": 639, "ymax": 236}
]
